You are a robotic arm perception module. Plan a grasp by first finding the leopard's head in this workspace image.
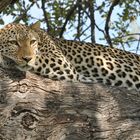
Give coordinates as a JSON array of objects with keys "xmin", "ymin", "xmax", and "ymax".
[{"xmin": 0, "ymin": 22, "xmax": 40, "ymax": 71}]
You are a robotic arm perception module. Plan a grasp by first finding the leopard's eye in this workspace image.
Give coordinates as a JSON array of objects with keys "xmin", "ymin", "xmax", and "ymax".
[
  {"xmin": 30, "ymin": 39, "xmax": 37, "ymax": 45},
  {"xmin": 9, "ymin": 40, "xmax": 19, "ymax": 46}
]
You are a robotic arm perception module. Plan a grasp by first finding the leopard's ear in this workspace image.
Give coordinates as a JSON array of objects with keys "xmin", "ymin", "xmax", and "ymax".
[{"xmin": 30, "ymin": 21, "xmax": 40, "ymax": 30}]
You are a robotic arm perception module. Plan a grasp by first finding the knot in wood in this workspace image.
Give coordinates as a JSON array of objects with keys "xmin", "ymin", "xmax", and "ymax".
[
  {"xmin": 19, "ymin": 83, "xmax": 28, "ymax": 93},
  {"xmin": 21, "ymin": 113, "xmax": 37, "ymax": 130}
]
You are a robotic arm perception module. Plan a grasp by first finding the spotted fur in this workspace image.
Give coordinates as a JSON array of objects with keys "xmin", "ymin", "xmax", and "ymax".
[{"xmin": 1, "ymin": 22, "xmax": 140, "ymax": 90}]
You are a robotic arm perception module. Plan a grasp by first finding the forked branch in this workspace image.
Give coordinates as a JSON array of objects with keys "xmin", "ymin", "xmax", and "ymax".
[{"xmin": 105, "ymin": 0, "xmax": 120, "ymax": 47}]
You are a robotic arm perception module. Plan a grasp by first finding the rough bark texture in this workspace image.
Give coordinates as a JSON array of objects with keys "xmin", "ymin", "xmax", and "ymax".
[{"xmin": 0, "ymin": 66, "xmax": 140, "ymax": 140}]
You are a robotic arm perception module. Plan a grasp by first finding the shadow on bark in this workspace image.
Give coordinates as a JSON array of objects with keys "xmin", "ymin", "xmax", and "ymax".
[{"xmin": 0, "ymin": 66, "xmax": 140, "ymax": 140}]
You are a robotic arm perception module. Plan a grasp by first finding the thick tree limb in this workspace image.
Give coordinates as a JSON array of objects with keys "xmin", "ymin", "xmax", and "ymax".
[{"xmin": 0, "ymin": 66, "xmax": 140, "ymax": 139}]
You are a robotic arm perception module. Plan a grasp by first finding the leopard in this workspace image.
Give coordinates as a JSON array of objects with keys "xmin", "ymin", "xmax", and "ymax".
[{"xmin": 0, "ymin": 21, "xmax": 140, "ymax": 90}]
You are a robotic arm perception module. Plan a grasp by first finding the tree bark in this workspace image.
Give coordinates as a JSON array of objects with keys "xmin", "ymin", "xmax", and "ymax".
[{"xmin": 0, "ymin": 66, "xmax": 140, "ymax": 140}]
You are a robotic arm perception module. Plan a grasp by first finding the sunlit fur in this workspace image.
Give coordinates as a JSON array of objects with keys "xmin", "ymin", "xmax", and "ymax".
[
  {"xmin": 1, "ymin": 22, "xmax": 140, "ymax": 91},
  {"xmin": 0, "ymin": 23, "xmax": 39, "ymax": 71}
]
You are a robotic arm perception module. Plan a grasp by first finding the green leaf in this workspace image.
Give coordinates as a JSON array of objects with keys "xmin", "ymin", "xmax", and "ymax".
[{"xmin": 0, "ymin": 19, "xmax": 4, "ymax": 25}]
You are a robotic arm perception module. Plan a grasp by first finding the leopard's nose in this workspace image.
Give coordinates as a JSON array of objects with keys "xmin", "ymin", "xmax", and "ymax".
[{"xmin": 22, "ymin": 56, "xmax": 32, "ymax": 63}]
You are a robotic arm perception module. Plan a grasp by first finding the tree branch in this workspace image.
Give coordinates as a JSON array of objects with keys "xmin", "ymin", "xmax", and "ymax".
[
  {"xmin": 105, "ymin": 0, "xmax": 120, "ymax": 47},
  {"xmin": 136, "ymin": 0, "xmax": 140, "ymax": 5},
  {"xmin": 75, "ymin": 0, "xmax": 82, "ymax": 41},
  {"xmin": 59, "ymin": 2, "xmax": 78, "ymax": 38},
  {"xmin": 136, "ymin": 35, "xmax": 140, "ymax": 53},
  {"xmin": 41, "ymin": 0, "xmax": 51, "ymax": 32},
  {"xmin": 88, "ymin": 0, "xmax": 95, "ymax": 43},
  {"xmin": 95, "ymin": 22, "xmax": 105, "ymax": 36},
  {"xmin": 113, "ymin": 33, "xmax": 140, "ymax": 40},
  {"xmin": 13, "ymin": 2, "xmax": 34, "ymax": 23},
  {"xmin": 0, "ymin": 66, "xmax": 140, "ymax": 139}
]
